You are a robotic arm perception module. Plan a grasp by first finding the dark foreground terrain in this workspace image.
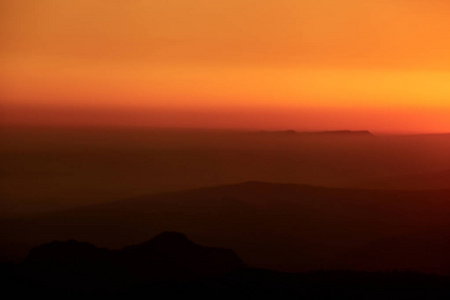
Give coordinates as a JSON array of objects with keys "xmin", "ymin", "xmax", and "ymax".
[
  {"xmin": 2, "ymin": 232, "xmax": 449, "ymax": 299},
  {"xmin": 2, "ymin": 182, "xmax": 450, "ymax": 274}
]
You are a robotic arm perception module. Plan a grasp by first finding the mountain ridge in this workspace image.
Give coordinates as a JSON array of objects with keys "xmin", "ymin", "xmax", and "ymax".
[
  {"xmin": 4, "ymin": 232, "xmax": 450, "ymax": 298},
  {"xmin": 1, "ymin": 182, "xmax": 450, "ymax": 274},
  {"xmin": 26, "ymin": 231, "xmax": 244, "ymax": 280}
]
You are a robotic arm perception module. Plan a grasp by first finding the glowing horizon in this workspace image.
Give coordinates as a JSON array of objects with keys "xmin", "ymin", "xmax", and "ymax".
[{"xmin": 1, "ymin": 0, "xmax": 450, "ymax": 133}]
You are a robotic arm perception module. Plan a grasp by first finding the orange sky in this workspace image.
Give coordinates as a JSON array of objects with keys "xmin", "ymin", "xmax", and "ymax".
[{"xmin": 1, "ymin": 0, "xmax": 450, "ymax": 133}]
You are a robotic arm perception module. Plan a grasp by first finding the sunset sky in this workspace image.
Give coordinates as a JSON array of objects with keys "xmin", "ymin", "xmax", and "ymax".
[{"xmin": 1, "ymin": 0, "xmax": 450, "ymax": 133}]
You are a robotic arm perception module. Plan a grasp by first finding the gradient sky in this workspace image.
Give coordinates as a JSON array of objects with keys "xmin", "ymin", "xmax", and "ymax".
[{"xmin": 1, "ymin": 0, "xmax": 450, "ymax": 133}]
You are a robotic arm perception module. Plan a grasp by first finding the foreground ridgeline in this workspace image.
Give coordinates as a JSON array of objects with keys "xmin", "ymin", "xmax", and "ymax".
[
  {"xmin": 2, "ymin": 232, "xmax": 450, "ymax": 298},
  {"xmin": 25, "ymin": 231, "xmax": 244, "ymax": 280},
  {"xmin": 3, "ymin": 182, "xmax": 450, "ymax": 274}
]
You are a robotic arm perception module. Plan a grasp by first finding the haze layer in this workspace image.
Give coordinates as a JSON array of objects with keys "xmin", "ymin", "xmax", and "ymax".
[{"xmin": 1, "ymin": 1, "xmax": 450, "ymax": 132}]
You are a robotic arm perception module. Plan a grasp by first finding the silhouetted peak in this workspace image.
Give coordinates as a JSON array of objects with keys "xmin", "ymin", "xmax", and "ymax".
[
  {"xmin": 151, "ymin": 231, "xmax": 194, "ymax": 246},
  {"xmin": 121, "ymin": 232, "xmax": 244, "ymax": 277},
  {"xmin": 24, "ymin": 232, "xmax": 244, "ymax": 279}
]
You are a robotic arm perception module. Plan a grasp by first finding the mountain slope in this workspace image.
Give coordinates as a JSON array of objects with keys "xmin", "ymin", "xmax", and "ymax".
[{"xmin": 1, "ymin": 182, "xmax": 450, "ymax": 273}]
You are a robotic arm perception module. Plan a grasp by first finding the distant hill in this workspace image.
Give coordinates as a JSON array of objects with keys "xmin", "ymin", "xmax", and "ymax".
[
  {"xmin": 1, "ymin": 182, "xmax": 449, "ymax": 274},
  {"xmin": 257, "ymin": 130, "xmax": 374, "ymax": 136},
  {"xmin": 360, "ymin": 170, "xmax": 450, "ymax": 190},
  {"xmin": 409, "ymin": 133, "xmax": 450, "ymax": 137},
  {"xmin": 303, "ymin": 130, "xmax": 374, "ymax": 136}
]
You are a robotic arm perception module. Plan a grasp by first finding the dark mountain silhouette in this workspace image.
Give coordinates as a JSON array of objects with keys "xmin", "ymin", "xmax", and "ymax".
[
  {"xmin": 121, "ymin": 232, "xmax": 243, "ymax": 279},
  {"xmin": 1, "ymin": 182, "xmax": 450, "ymax": 274},
  {"xmin": 2, "ymin": 233, "xmax": 450, "ymax": 298},
  {"xmin": 25, "ymin": 232, "xmax": 243, "ymax": 281}
]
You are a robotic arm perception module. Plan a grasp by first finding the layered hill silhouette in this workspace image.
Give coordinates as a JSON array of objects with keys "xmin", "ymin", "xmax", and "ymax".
[
  {"xmin": 25, "ymin": 232, "xmax": 243, "ymax": 281},
  {"xmin": 2, "ymin": 127, "xmax": 449, "ymax": 218},
  {"xmin": 3, "ymin": 232, "xmax": 450, "ymax": 298},
  {"xmin": 1, "ymin": 182, "xmax": 450, "ymax": 274}
]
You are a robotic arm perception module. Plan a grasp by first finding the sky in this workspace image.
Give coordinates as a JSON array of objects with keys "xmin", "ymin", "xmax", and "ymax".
[{"xmin": 1, "ymin": 0, "xmax": 450, "ymax": 133}]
